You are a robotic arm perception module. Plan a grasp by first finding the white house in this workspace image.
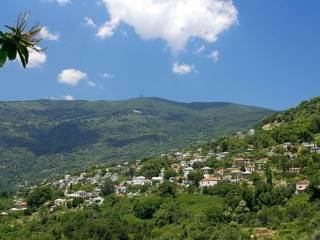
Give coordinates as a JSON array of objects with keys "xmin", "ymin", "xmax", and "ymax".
[
  {"xmin": 189, "ymin": 158, "xmax": 205, "ymax": 166},
  {"xmin": 175, "ymin": 152, "xmax": 183, "ymax": 157},
  {"xmin": 255, "ymin": 158, "xmax": 269, "ymax": 170},
  {"xmin": 130, "ymin": 176, "xmax": 151, "ymax": 186},
  {"xmin": 215, "ymin": 152, "xmax": 229, "ymax": 160},
  {"xmin": 248, "ymin": 129, "xmax": 255, "ymax": 136},
  {"xmin": 175, "ymin": 152, "xmax": 183, "ymax": 160},
  {"xmin": 104, "ymin": 172, "xmax": 119, "ymax": 182},
  {"xmin": 201, "ymin": 167, "xmax": 212, "ymax": 174},
  {"xmin": 302, "ymin": 142, "xmax": 316, "ymax": 148},
  {"xmin": 296, "ymin": 180, "xmax": 311, "ymax": 192},
  {"xmin": 183, "ymin": 167, "xmax": 194, "ymax": 178},
  {"xmin": 230, "ymin": 169, "xmax": 242, "ymax": 182},
  {"xmin": 289, "ymin": 167, "xmax": 301, "ymax": 174},
  {"xmin": 180, "ymin": 161, "xmax": 188, "ymax": 168},
  {"xmin": 0, "ymin": 212, "xmax": 8, "ymax": 216},
  {"xmin": 14, "ymin": 200, "xmax": 27, "ymax": 209},
  {"xmin": 245, "ymin": 165, "xmax": 255, "ymax": 173},
  {"xmin": 199, "ymin": 177, "xmax": 220, "ymax": 187},
  {"xmin": 201, "ymin": 167, "xmax": 212, "ymax": 177},
  {"xmin": 80, "ymin": 172, "xmax": 87, "ymax": 178},
  {"xmin": 65, "ymin": 175, "xmax": 71, "ymax": 180},
  {"xmin": 10, "ymin": 208, "xmax": 26, "ymax": 212},
  {"xmin": 90, "ymin": 197, "xmax": 104, "ymax": 206},
  {"xmin": 283, "ymin": 142, "xmax": 293, "ymax": 150},
  {"xmin": 74, "ymin": 191, "xmax": 89, "ymax": 198},
  {"xmin": 160, "ymin": 168, "xmax": 165, "ymax": 178},
  {"xmin": 207, "ymin": 151, "xmax": 215, "ymax": 157},
  {"xmin": 115, "ymin": 185, "xmax": 127, "ymax": 195},
  {"xmin": 54, "ymin": 198, "xmax": 66, "ymax": 207},
  {"xmin": 183, "ymin": 152, "xmax": 192, "ymax": 158},
  {"xmin": 91, "ymin": 175, "xmax": 101, "ymax": 184},
  {"xmin": 181, "ymin": 179, "xmax": 193, "ymax": 186},
  {"xmin": 111, "ymin": 173, "xmax": 119, "ymax": 182},
  {"xmin": 233, "ymin": 157, "xmax": 252, "ymax": 166},
  {"xmin": 311, "ymin": 147, "xmax": 320, "ymax": 154},
  {"xmin": 152, "ymin": 176, "xmax": 164, "ymax": 184}
]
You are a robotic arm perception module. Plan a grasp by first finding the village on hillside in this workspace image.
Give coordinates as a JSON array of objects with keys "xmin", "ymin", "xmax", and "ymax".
[{"xmin": 3, "ymin": 128, "xmax": 319, "ymax": 217}]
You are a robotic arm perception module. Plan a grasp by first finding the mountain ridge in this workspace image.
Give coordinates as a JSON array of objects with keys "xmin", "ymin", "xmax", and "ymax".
[{"xmin": 0, "ymin": 96, "xmax": 272, "ymax": 109}]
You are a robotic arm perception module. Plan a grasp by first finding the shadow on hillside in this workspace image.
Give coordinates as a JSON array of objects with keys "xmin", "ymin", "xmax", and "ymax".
[{"xmin": 1, "ymin": 122, "xmax": 100, "ymax": 155}]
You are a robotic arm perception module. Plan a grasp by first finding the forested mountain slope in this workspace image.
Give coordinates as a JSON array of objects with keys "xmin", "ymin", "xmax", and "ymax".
[{"xmin": 0, "ymin": 97, "xmax": 273, "ymax": 190}]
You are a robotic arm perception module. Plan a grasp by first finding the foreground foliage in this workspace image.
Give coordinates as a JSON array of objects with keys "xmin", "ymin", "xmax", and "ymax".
[{"xmin": 1, "ymin": 190, "xmax": 320, "ymax": 239}]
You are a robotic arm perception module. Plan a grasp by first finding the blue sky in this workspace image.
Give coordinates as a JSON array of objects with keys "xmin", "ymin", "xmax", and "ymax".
[{"xmin": 0, "ymin": 0, "xmax": 319, "ymax": 110}]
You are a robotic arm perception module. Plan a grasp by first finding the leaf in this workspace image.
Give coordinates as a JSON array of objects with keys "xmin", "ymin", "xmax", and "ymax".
[
  {"xmin": 20, "ymin": 47, "xmax": 29, "ymax": 65},
  {"xmin": 17, "ymin": 47, "xmax": 29, "ymax": 68},
  {"xmin": 17, "ymin": 50, "xmax": 26, "ymax": 68},
  {"xmin": 0, "ymin": 48, "xmax": 8, "ymax": 67},
  {"xmin": 4, "ymin": 25, "xmax": 17, "ymax": 33},
  {"xmin": 4, "ymin": 43, "xmax": 17, "ymax": 60}
]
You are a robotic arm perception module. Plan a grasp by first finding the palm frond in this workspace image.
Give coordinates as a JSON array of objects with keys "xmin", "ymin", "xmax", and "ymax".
[
  {"xmin": 16, "ymin": 12, "xmax": 30, "ymax": 32},
  {"xmin": 0, "ymin": 12, "xmax": 44, "ymax": 68}
]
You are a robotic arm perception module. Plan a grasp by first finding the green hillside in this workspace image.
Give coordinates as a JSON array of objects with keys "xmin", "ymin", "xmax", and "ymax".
[
  {"xmin": 1, "ymin": 97, "xmax": 320, "ymax": 240},
  {"xmin": 257, "ymin": 96, "xmax": 320, "ymax": 146},
  {"xmin": 0, "ymin": 97, "xmax": 273, "ymax": 190}
]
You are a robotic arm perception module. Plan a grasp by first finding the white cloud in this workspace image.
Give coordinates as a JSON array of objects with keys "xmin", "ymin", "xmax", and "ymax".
[
  {"xmin": 84, "ymin": 17, "xmax": 97, "ymax": 28},
  {"xmin": 209, "ymin": 50, "xmax": 219, "ymax": 62},
  {"xmin": 88, "ymin": 81, "xmax": 97, "ymax": 87},
  {"xmin": 102, "ymin": 72, "xmax": 114, "ymax": 79},
  {"xmin": 172, "ymin": 62, "xmax": 194, "ymax": 75},
  {"xmin": 56, "ymin": 0, "xmax": 71, "ymax": 6},
  {"xmin": 62, "ymin": 94, "xmax": 75, "ymax": 101},
  {"xmin": 58, "ymin": 69, "xmax": 87, "ymax": 86},
  {"xmin": 98, "ymin": 0, "xmax": 238, "ymax": 51},
  {"xmin": 96, "ymin": 20, "xmax": 118, "ymax": 39},
  {"xmin": 196, "ymin": 45, "xmax": 206, "ymax": 54},
  {"xmin": 27, "ymin": 48, "xmax": 47, "ymax": 68},
  {"xmin": 38, "ymin": 26, "xmax": 60, "ymax": 41}
]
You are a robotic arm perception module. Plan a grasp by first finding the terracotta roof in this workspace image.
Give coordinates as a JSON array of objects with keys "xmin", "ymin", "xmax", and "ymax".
[{"xmin": 297, "ymin": 179, "xmax": 310, "ymax": 185}]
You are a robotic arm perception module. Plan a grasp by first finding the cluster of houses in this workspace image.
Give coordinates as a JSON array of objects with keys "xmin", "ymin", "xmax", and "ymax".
[
  {"xmin": 2, "ymin": 131, "xmax": 319, "ymax": 215},
  {"xmin": 48, "ymin": 163, "xmax": 168, "ymax": 211},
  {"xmin": 53, "ymin": 171, "xmax": 119, "ymax": 189},
  {"xmin": 284, "ymin": 141, "xmax": 320, "ymax": 154},
  {"xmin": 48, "ymin": 170, "xmax": 123, "ymax": 211},
  {"xmin": 163, "ymin": 138, "xmax": 319, "ymax": 191},
  {"xmin": 49, "ymin": 138, "xmax": 317, "ymax": 205},
  {"xmin": 10, "ymin": 199, "xmax": 27, "ymax": 212},
  {"xmin": 169, "ymin": 152, "xmax": 270, "ymax": 188},
  {"xmin": 0, "ymin": 199, "xmax": 28, "ymax": 216}
]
